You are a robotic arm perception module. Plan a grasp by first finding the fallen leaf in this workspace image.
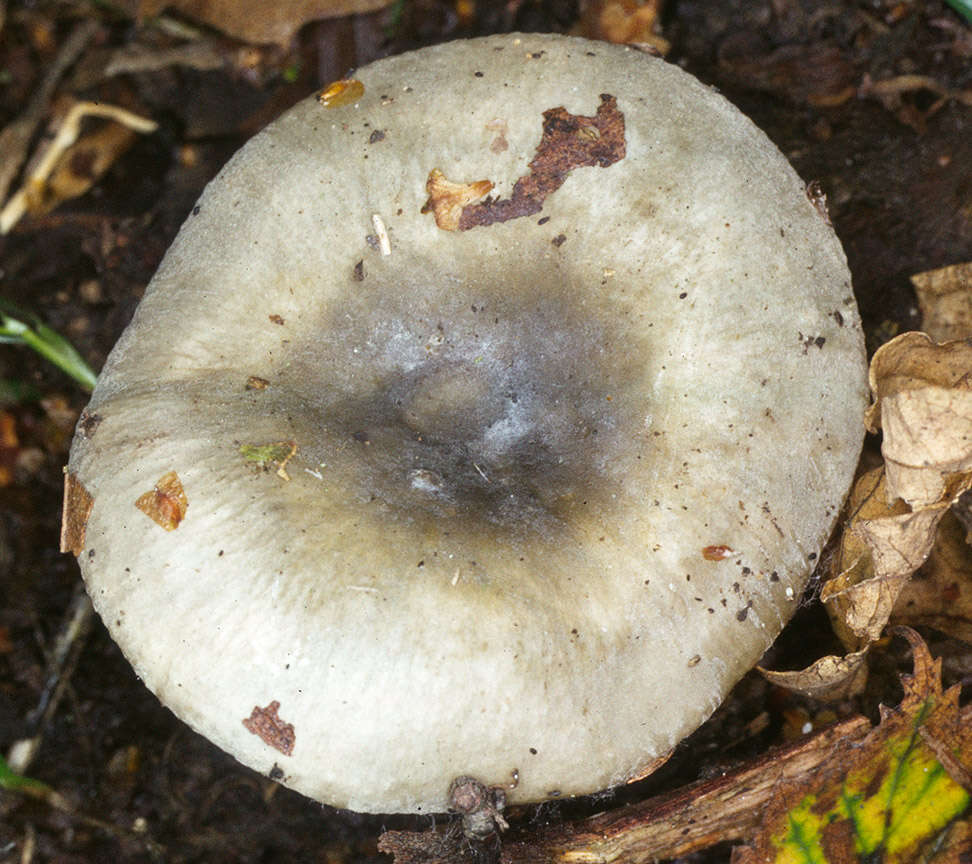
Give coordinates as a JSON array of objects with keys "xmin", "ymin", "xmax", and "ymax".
[
  {"xmin": 759, "ymin": 649, "xmax": 869, "ymax": 702},
  {"xmin": 242, "ymin": 700, "xmax": 295, "ymax": 756},
  {"xmin": 822, "ymin": 467, "xmax": 946, "ymax": 653},
  {"xmin": 317, "ymin": 78, "xmax": 364, "ymax": 108},
  {"xmin": 27, "ymin": 122, "xmax": 137, "ymax": 217},
  {"xmin": 581, "ymin": 0, "xmax": 670, "ymax": 55},
  {"xmin": 60, "ymin": 471, "xmax": 93, "ymax": 555},
  {"xmin": 135, "ymin": 470, "xmax": 188, "ymax": 530},
  {"xmin": 717, "ymin": 37, "xmax": 857, "ymax": 107},
  {"xmin": 423, "ymin": 94, "xmax": 625, "ymax": 232},
  {"xmin": 866, "ymin": 332, "xmax": 972, "ymax": 510},
  {"xmin": 892, "ymin": 509, "xmax": 972, "ymax": 644},
  {"xmin": 421, "ymin": 170, "xmax": 493, "ymax": 232},
  {"xmin": 0, "ymin": 411, "xmax": 19, "ymax": 487},
  {"xmin": 733, "ymin": 628, "xmax": 972, "ymax": 864},
  {"xmin": 911, "ymin": 261, "xmax": 972, "ymax": 342},
  {"xmin": 134, "ymin": 0, "xmax": 394, "ymax": 47},
  {"xmin": 770, "ymin": 332, "xmax": 972, "ymax": 697}
]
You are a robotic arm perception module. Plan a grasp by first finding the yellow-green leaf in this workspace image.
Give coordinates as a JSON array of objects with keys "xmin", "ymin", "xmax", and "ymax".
[
  {"xmin": 735, "ymin": 628, "xmax": 972, "ymax": 864},
  {"xmin": 239, "ymin": 440, "xmax": 297, "ymax": 480}
]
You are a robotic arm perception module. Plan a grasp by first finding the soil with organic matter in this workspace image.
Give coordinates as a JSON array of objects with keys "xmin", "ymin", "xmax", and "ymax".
[{"xmin": 0, "ymin": 1, "xmax": 970, "ymax": 862}]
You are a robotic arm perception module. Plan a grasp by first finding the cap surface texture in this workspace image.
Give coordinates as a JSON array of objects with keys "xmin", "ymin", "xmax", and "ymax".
[{"xmin": 67, "ymin": 34, "xmax": 868, "ymax": 814}]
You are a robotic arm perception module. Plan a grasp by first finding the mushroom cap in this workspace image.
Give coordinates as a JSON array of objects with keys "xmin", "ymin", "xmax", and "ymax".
[{"xmin": 67, "ymin": 34, "xmax": 867, "ymax": 814}]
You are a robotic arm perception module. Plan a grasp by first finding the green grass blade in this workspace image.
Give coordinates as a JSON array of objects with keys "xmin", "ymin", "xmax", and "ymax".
[
  {"xmin": 944, "ymin": 0, "xmax": 972, "ymax": 23},
  {"xmin": 0, "ymin": 754, "xmax": 50, "ymax": 795},
  {"xmin": 0, "ymin": 307, "xmax": 98, "ymax": 392}
]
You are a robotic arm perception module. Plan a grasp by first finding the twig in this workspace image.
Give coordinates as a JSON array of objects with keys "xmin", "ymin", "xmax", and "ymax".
[
  {"xmin": 2, "ymin": 763, "xmax": 166, "ymax": 858},
  {"xmin": 0, "ymin": 18, "xmax": 99, "ymax": 205},
  {"xmin": 26, "ymin": 584, "xmax": 94, "ymax": 731},
  {"xmin": 104, "ymin": 41, "xmax": 225, "ymax": 77},
  {"xmin": 6, "ymin": 584, "xmax": 94, "ymax": 777},
  {"xmin": 19, "ymin": 823, "xmax": 35, "ymax": 864},
  {"xmin": 381, "ymin": 715, "xmax": 876, "ymax": 863},
  {"xmin": 0, "ymin": 101, "xmax": 158, "ymax": 234},
  {"xmin": 1, "ymin": 584, "xmax": 165, "ymax": 857}
]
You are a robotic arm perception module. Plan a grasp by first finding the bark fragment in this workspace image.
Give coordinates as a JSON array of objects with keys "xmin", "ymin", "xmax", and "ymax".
[{"xmin": 423, "ymin": 95, "xmax": 625, "ymax": 232}]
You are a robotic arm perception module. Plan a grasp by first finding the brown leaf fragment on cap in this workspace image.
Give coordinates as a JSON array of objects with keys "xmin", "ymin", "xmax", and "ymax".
[
  {"xmin": 135, "ymin": 471, "xmax": 188, "ymax": 531},
  {"xmin": 421, "ymin": 171, "xmax": 494, "ymax": 231},
  {"xmin": 702, "ymin": 544, "xmax": 733, "ymax": 561},
  {"xmin": 243, "ymin": 700, "xmax": 295, "ymax": 756},
  {"xmin": 60, "ymin": 471, "xmax": 94, "ymax": 555},
  {"xmin": 423, "ymin": 94, "xmax": 626, "ymax": 232},
  {"xmin": 318, "ymin": 78, "xmax": 365, "ymax": 108}
]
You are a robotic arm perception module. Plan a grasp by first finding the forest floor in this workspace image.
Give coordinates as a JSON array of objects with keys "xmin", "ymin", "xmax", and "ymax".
[{"xmin": 0, "ymin": 1, "xmax": 970, "ymax": 862}]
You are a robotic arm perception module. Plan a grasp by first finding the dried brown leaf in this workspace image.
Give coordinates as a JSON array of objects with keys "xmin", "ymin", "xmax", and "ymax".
[
  {"xmin": 581, "ymin": 0, "xmax": 670, "ymax": 55},
  {"xmin": 911, "ymin": 261, "xmax": 972, "ymax": 342},
  {"xmin": 29, "ymin": 122, "xmax": 137, "ymax": 216},
  {"xmin": 866, "ymin": 332, "xmax": 972, "ymax": 510},
  {"xmin": 134, "ymin": 470, "xmax": 188, "ymax": 530},
  {"xmin": 242, "ymin": 700, "xmax": 295, "ymax": 756},
  {"xmin": 758, "ymin": 648, "xmax": 869, "ymax": 701},
  {"xmin": 822, "ymin": 467, "xmax": 945, "ymax": 650},
  {"xmin": 892, "ymin": 509, "xmax": 972, "ymax": 643},
  {"xmin": 60, "ymin": 471, "xmax": 93, "ymax": 555},
  {"xmin": 787, "ymin": 333, "xmax": 972, "ymax": 693},
  {"xmin": 422, "ymin": 95, "xmax": 626, "ymax": 232},
  {"xmin": 422, "ymin": 170, "xmax": 493, "ymax": 232},
  {"xmin": 317, "ymin": 78, "xmax": 365, "ymax": 108},
  {"xmin": 136, "ymin": 0, "xmax": 394, "ymax": 47}
]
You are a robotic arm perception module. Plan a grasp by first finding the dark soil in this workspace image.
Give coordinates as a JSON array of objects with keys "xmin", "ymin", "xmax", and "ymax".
[{"xmin": 0, "ymin": 1, "xmax": 970, "ymax": 862}]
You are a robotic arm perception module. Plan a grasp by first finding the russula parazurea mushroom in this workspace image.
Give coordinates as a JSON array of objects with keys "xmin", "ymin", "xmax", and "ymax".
[{"xmin": 64, "ymin": 34, "xmax": 868, "ymax": 815}]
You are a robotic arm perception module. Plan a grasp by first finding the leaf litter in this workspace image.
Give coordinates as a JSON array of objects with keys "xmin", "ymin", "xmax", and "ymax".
[{"xmin": 764, "ymin": 319, "xmax": 972, "ymax": 702}]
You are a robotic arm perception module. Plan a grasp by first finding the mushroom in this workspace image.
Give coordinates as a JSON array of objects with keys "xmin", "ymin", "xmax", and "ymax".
[{"xmin": 63, "ymin": 34, "xmax": 868, "ymax": 815}]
